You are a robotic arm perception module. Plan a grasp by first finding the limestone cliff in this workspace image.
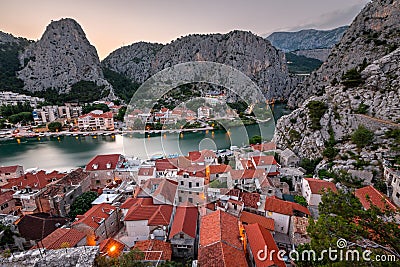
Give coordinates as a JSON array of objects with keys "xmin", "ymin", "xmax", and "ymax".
[
  {"xmin": 288, "ymin": 0, "xmax": 400, "ymax": 108},
  {"xmin": 103, "ymin": 31, "xmax": 294, "ymax": 99},
  {"xmin": 17, "ymin": 18, "xmax": 113, "ymax": 96}
]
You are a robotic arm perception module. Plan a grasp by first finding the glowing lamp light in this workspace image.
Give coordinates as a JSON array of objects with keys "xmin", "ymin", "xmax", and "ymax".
[{"xmin": 109, "ymin": 245, "xmax": 116, "ymax": 252}]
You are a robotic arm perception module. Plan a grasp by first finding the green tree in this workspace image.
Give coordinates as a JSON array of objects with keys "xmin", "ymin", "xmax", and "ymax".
[
  {"xmin": 299, "ymin": 158, "xmax": 322, "ymax": 176},
  {"xmin": 115, "ymin": 106, "xmax": 127, "ymax": 122},
  {"xmin": 304, "ymin": 190, "xmax": 400, "ymax": 266},
  {"xmin": 341, "ymin": 68, "xmax": 363, "ymax": 88},
  {"xmin": 8, "ymin": 111, "xmax": 33, "ymax": 124},
  {"xmin": 47, "ymin": 121, "xmax": 62, "ymax": 132},
  {"xmin": 306, "ymin": 101, "xmax": 328, "ymax": 130},
  {"xmin": 69, "ymin": 191, "xmax": 98, "ymax": 219},
  {"xmin": 82, "ymin": 103, "xmax": 110, "ymax": 114},
  {"xmin": 351, "ymin": 125, "xmax": 374, "ymax": 148},
  {"xmin": 249, "ymin": 135, "xmax": 262, "ymax": 145},
  {"xmin": 294, "ymin": 195, "xmax": 307, "ymax": 207}
]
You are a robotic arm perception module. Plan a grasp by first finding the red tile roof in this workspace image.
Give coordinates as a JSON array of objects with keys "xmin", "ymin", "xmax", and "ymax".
[
  {"xmin": 251, "ymin": 142, "xmax": 277, "ymax": 152},
  {"xmin": 72, "ymin": 203, "xmax": 116, "ymax": 230},
  {"xmin": 124, "ymin": 198, "xmax": 173, "ymax": 226},
  {"xmin": 139, "ymin": 179, "xmax": 177, "ymax": 205},
  {"xmin": 2, "ymin": 170, "xmax": 64, "ymax": 190},
  {"xmin": 252, "ymin": 155, "xmax": 278, "ymax": 166},
  {"xmin": 209, "ymin": 164, "xmax": 231, "ymax": 174},
  {"xmin": 85, "ymin": 154, "xmax": 121, "ymax": 171},
  {"xmin": 245, "ymin": 223, "xmax": 286, "ymax": 267},
  {"xmin": 169, "ymin": 205, "xmax": 198, "ymax": 239},
  {"xmin": 79, "ymin": 111, "xmax": 113, "ymax": 119},
  {"xmin": 0, "ymin": 191, "xmax": 14, "ymax": 205},
  {"xmin": 265, "ymin": 197, "xmax": 310, "ymax": 216},
  {"xmin": 155, "ymin": 158, "xmax": 178, "ymax": 172},
  {"xmin": 240, "ymin": 211, "xmax": 275, "ymax": 231},
  {"xmin": 187, "ymin": 150, "xmax": 216, "ymax": 163},
  {"xmin": 0, "ymin": 165, "xmax": 20, "ymax": 174},
  {"xmin": 177, "ymin": 165, "xmax": 206, "ymax": 177},
  {"xmin": 240, "ymin": 159, "xmax": 255, "ymax": 169},
  {"xmin": 355, "ymin": 185, "xmax": 397, "ymax": 211},
  {"xmin": 32, "ymin": 228, "xmax": 86, "ymax": 250},
  {"xmin": 198, "ymin": 210, "xmax": 247, "ymax": 267},
  {"xmin": 120, "ymin": 197, "xmax": 153, "ymax": 209},
  {"xmin": 99, "ymin": 238, "xmax": 125, "ymax": 257},
  {"xmin": 304, "ymin": 178, "xmax": 337, "ymax": 194},
  {"xmin": 138, "ymin": 167, "xmax": 155, "ymax": 176},
  {"xmin": 230, "ymin": 169, "xmax": 267, "ymax": 180},
  {"xmin": 133, "ymin": 240, "xmax": 172, "ymax": 261},
  {"xmin": 226, "ymin": 189, "xmax": 261, "ymax": 209}
]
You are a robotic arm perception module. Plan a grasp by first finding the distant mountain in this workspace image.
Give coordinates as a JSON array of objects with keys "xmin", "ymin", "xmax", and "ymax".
[
  {"xmin": 103, "ymin": 31, "xmax": 297, "ymax": 100},
  {"xmin": 17, "ymin": 18, "xmax": 114, "ymax": 100},
  {"xmin": 266, "ymin": 26, "xmax": 349, "ymax": 52}
]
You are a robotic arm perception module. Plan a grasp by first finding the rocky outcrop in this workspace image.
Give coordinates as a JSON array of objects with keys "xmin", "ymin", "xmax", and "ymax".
[
  {"xmin": 293, "ymin": 48, "xmax": 331, "ymax": 62},
  {"xmin": 103, "ymin": 31, "xmax": 295, "ymax": 99},
  {"xmin": 266, "ymin": 26, "xmax": 348, "ymax": 52},
  {"xmin": 274, "ymin": 44, "xmax": 400, "ymax": 159},
  {"xmin": 17, "ymin": 18, "xmax": 113, "ymax": 96},
  {"xmin": 288, "ymin": 0, "xmax": 400, "ymax": 108}
]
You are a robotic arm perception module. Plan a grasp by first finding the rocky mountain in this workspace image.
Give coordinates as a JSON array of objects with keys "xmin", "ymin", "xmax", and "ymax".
[
  {"xmin": 103, "ymin": 31, "xmax": 295, "ymax": 99},
  {"xmin": 17, "ymin": 18, "xmax": 113, "ymax": 97},
  {"xmin": 273, "ymin": 0, "xmax": 400, "ymax": 171},
  {"xmin": 288, "ymin": 0, "xmax": 400, "ymax": 108},
  {"xmin": 292, "ymin": 48, "xmax": 331, "ymax": 62},
  {"xmin": 267, "ymin": 26, "xmax": 348, "ymax": 52}
]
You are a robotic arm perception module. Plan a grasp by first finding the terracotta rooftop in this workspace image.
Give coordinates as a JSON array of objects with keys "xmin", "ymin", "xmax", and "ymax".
[
  {"xmin": 85, "ymin": 154, "xmax": 121, "ymax": 171},
  {"xmin": 72, "ymin": 203, "xmax": 116, "ymax": 230},
  {"xmin": 0, "ymin": 191, "xmax": 14, "ymax": 205},
  {"xmin": 79, "ymin": 111, "xmax": 113, "ymax": 119},
  {"xmin": 355, "ymin": 185, "xmax": 397, "ymax": 211},
  {"xmin": 2, "ymin": 170, "xmax": 64, "ymax": 190},
  {"xmin": 240, "ymin": 211, "xmax": 275, "ymax": 231},
  {"xmin": 209, "ymin": 164, "xmax": 231, "ymax": 174},
  {"xmin": 169, "ymin": 205, "xmax": 198, "ymax": 239},
  {"xmin": 251, "ymin": 155, "xmax": 278, "ymax": 166},
  {"xmin": 265, "ymin": 197, "xmax": 310, "ymax": 216},
  {"xmin": 139, "ymin": 178, "xmax": 177, "ymax": 205},
  {"xmin": 245, "ymin": 223, "xmax": 286, "ymax": 267},
  {"xmin": 0, "ymin": 165, "xmax": 21, "ymax": 174},
  {"xmin": 99, "ymin": 238, "xmax": 125, "ymax": 258},
  {"xmin": 138, "ymin": 167, "xmax": 156, "ymax": 176},
  {"xmin": 17, "ymin": 213, "xmax": 69, "ymax": 241},
  {"xmin": 120, "ymin": 197, "xmax": 153, "ymax": 210},
  {"xmin": 133, "ymin": 239, "xmax": 172, "ymax": 261},
  {"xmin": 177, "ymin": 164, "xmax": 206, "ymax": 177},
  {"xmin": 187, "ymin": 150, "xmax": 216, "ymax": 163},
  {"xmin": 198, "ymin": 210, "xmax": 247, "ymax": 267},
  {"xmin": 32, "ymin": 228, "xmax": 86, "ymax": 250},
  {"xmin": 304, "ymin": 178, "xmax": 337, "ymax": 194},
  {"xmin": 124, "ymin": 198, "xmax": 173, "ymax": 226},
  {"xmin": 155, "ymin": 158, "xmax": 179, "ymax": 172},
  {"xmin": 230, "ymin": 169, "xmax": 267, "ymax": 180},
  {"xmin": 240, "ymin": 159, "xmax": 255, "ymax": 169},
  {"xmin": 251, "ymin": 142, "xmax": 277, "ymax": 152},
  {"xmin": 226, "ymin": 189, "xmax": 261, "ymax": 209}
]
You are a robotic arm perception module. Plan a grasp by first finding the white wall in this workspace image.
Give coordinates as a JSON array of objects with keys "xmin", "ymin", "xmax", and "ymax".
[
  {"xmin": 265, "ymin": 211, "xmax": 290, "ymax": 234},
  {"xmin": 126, "ymin": 220, "xmax": 149, "ymax": 242}
]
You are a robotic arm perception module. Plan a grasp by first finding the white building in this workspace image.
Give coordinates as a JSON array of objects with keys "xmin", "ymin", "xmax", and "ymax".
[
  {"xmin": 384, "ymin": 166, "xmax": 400, "ymax": 207},
  {"xmin": 197, "ymin": 106, "xmax": 213, "ymax": 119},
  {"xmin": 77, "ymin": 110, "xmax": 114, "ymax": 131},
  {"xmin": 0, "ymin": 91, "xmax": 44, "ymax": 107},
  {"xmin": 301, "ymin": 178, "xmax": 337, "ymax": 206},
  {"xmin": 33, "ymin": 105, "xmax": 59, "ymax": 124}
]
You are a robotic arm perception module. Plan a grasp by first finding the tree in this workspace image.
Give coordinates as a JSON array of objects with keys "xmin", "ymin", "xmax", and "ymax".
[
  {"xmin": 249, "ymin": 135, "xmax": 262, "ymax": 145},
  {"xmin": 8, "ymin": 111, "xmax": 33, "ymax": 124},
  {"xmin": 294, "ymin": 195, "xmax": 307, "ymax": 207},
  {"xmin": 82, "ymin": 103, "xmax": 110, "ymax": 114},
  {"xmin": 47, "ymin": 121, "xmax": 62, "ymax": 132},
  {"xmin": 68, "ymin": 191, "xmax": 98, "ymax": 219},
  {"xmin": 299, "ymin": 158, "xmax": 321, "ymax": 176},
  {"xmin": 303, "ymin": 190, "xmax": 400, "ymax": 266},
  {"xmin": 351, "ymin": 125, "xmax": 374, "ymax": 148},
  {"xmin": 115, "ymin": 106, "xmax": 127, "ymax": 122}
]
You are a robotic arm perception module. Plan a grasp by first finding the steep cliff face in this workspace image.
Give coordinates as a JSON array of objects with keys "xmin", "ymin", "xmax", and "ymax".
[
  {"xmin": 288, "ymin": 0, "xmax": 400, "ymax": 108},
  {"xmin": 267, "ymin": 26, "xmax": 348, "ymax": 52},
  {"xmin": 17, "ymin": 18, "xmax": 113, "ymax": 95},
  {"xmin": 103, "ymin": 31, "xmax": 294, "ymax": 99}
]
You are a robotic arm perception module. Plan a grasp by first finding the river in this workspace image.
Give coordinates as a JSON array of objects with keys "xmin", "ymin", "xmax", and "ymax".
[{"xmin": 0, "ymin": 104, "xmax": 291, "ymax": 171}]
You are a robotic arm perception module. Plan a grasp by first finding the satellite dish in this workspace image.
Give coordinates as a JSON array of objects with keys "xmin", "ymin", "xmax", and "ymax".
[{"xmin": 256, "ymin": 202, "xmax": 261, "ymax": 207}]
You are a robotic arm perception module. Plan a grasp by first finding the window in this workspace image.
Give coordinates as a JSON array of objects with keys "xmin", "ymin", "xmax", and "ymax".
[
  {"xmin": 267, "ymin": 211, "xmax": 273, "ymax": 216},
  {"xmin": 196, "ymin": 182, "xmax": 200, "ymax": 187},
  {"xmin": 106, "ymin": 179, "xmax": 112, "ymax": 183},
  {"xmin": 179, "ymin": 197, "xmax": 182, "ymax": 202},
  {"xmin": 396, "ymin": 192, "xmax": 400, "ymax": 199},
  {"xmin": 180, "ymin": 181, "xmax": 184, "ymax": 186},
  {"xmin": 180, "ymin": 233, "xmax": 184, "ymax": 239},
  {"xmin": 188, "ymin": 182, "xmax": 192, "ymax": 188},
  {"xmin": 96, "ymin": 180, "xmax": 100, "ymax": 184},
  {"xmin": 111, "ymin": 221, "xmax": 114, "ymax": 225},
  {"xmin": 188, "ymin": 198, "xmax": 193, "ymax": 203},
  {"xmin": 189, "ymin": 191, "xmax": 192, "ymax": 195}
]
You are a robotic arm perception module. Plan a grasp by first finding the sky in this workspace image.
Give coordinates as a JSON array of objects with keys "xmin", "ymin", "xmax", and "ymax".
[{"xmin": 0, "ymin": 0, "xmax": 369, "ymax": 59}]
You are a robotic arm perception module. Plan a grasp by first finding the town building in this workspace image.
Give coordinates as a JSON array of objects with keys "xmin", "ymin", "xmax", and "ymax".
[
  {"xmin": 133, "ymin": 239, "xmax": 172, "ymax": 263},
  {"xmin": 0, "ymin": 191, "xmax": 16, "ymax": 214},
  {"xmin": 99, "ymin": 238, "xmax": 126, "ymax": 258},
  {"xmin": 355, "ymin": 185, "xmax": 397, "ymax": 211},
  {"xmin": 198, "ymin": 210, "xmax": 247, "ymax": 267},
  {"xmin": 239, "ymin": 211, "xmax": 275, "ymax": 232},
  {"xmin": 384, "ymin": 166, "xmax": 400, "ymax": 207},
  {"xmin": 85, "ymin": 154, "xmax": 124, "ymax": 190},
  {"xmin": 72, "ymin": 203, "xmax": 120, "ymax": 244},
  {"xmin": 0, "ymin": 91, "xmax": 44, "ymax": 107},
  {"xmin": 301, "ymin": 178, "xmax": 337, "ymax": 206},
  {"xmin": 278, "ymin": 148, "xmax": 300, "ymax": 167},
  {"xmin": 32, "ymin": 105, "xmax": 59, "ymax": 124},
  {"xmin": 0, "ymin": 165, "xmax": 24, "ymax": 187},
  {"xmin": 169, "ymin": 204, "xmax": 199, "ymax": 258},
  {"xmin": 77, "ymin": 110, "xmax": 114, "ymax": 131},
  {"xmin": 123, "ymin": 197, "xmax": 173, "ymax": 246},
  {"xmin": 197, "ymin": 106, "xmax": 213, "ymax": 119},
  {"xmin": 244, "ymin": 223, "xmax": 286, "ymax": 267},
  {"xmin": 264, "ymin": 197, "xmax": 310, "ymax": 234},
  {"xmin": 32, "ymin": 227, "xmax": 86, "ymax": 249}
]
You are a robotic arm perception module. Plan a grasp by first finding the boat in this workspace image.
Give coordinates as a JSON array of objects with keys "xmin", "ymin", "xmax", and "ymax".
[{"xmin": 150, "ymin": 153, "xmax": 164, "ymax": 161}]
